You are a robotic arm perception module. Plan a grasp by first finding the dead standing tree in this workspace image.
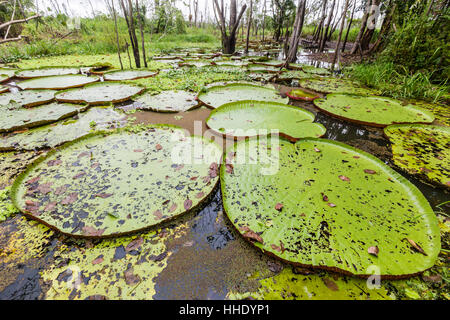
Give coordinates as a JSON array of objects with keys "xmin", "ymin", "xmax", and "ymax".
[
  {"xmin": 285, "ymin": 0, "xmax": 306, "ymax": 63},
  {"xmin": 0, "ymin": 1, "xmax": 40, "ymax": 45},
  {"xmin": 331, "ymin": 0, "xmax": 349, "ymax": 70},
  {"xmin": 120, "ymin": 0, "xmax": 141, "ymax": 68},
  {"xmin": 245, "ymin": 0, "xmax": 253, "ymax": 54},
  {"xmin": 213, "ymin": 0, "xmax": 247, "ymax": 54}
]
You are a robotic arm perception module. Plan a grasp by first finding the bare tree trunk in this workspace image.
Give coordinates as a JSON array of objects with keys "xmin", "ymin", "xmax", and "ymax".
[
  {"xmin": 342, "ymin": 0, "xmax": 356, "ymax": 52},
  {"xmin": 350, "ymin": 1, "xmax": 370, "ymax": 54},
  {"xmin": 331, "ymin": 0, "xmax": 349, "ymax": 70},
  {"xmin": 126, "ymin": 42, "xmax": 132, "ymax": 69},
  {"xmin": 120, "ymin": 0, "xmax": 141, "ymax": 68},
  {"xmin": 285, "ymin": 0, "xmax": 306, "ymax": 63},
  {"xmin": 136, "ymin": 0, "xmax": 147, "ymax": 68},
  {"xmin": 111, "ymin": 0, "xmax": 123, "ymax": 70},
  {"xmin": 245, "ymin": 0, "xmax": 253, "ymax": 54},
  {"xmin": 319, "ymin": 0, "xmax": 336, "ymax": 52},
  {"xmin": 314, "ymin": 0, "xmax": 328, "ymax": 42},
  {"xmin": 213, "ymin": 0, "xmax": 247, "ymax": 54},
  {"xmin": 369, "ymin": 2, "xmax": 396, "ymax": 54},
  {"xmin": 361, "ymin": 0, "xmax": 380, "ymax": 51}
]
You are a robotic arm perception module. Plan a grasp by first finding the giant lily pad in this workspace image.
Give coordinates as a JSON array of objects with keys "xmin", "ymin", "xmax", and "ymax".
[
  {"xmin": 287, "ymin": 89, "xmax": 319, "ymax": 101},
  {"xmin": 0, "ymin": 68, "xmax": 16, "ymax": 78},
  {"xmin": 0, "ymin": 107, "xmax": 126, "ymax": 151},
  {"xmin": 0, "ymin": 102, "xmax": 88, "ymax": 133},
  {"xmin": 0, "ymin": 74, "xmax": 10, "ymax": 83},
  {"xmin": 246, "ymin": 64, "xmax": 280, "ymax": 73},
  {"xmin": 197, "ymin": 83, "xmax": 288, "ymax": 109},
  {"xmin": 220, "ymin": 137, "xmax": 440, "ymax": 277},
  {"xmin": 55, "ymin": 82, "xmax": 144, "ymax": 105},
  {"xmin": 299, "ymin": 77, "xmax": 379, "ymax": 95},
  {"xmin": 18, "ymin": 74, "xmax": 100, "ymax": 90},
  {"xmin": 206, "ymin": 100, "xmax": 326, "ymax": 140},
  {"xmin": 135, "ymin": 90, "xmax": 199, "ymax": 113},
  {"xmin": 301, "ymin": 65, "xmax": 331, "ymax": 76},
  {"xmin": 0, "ymin": 85, "xmax": 9, "ymax": 94},
  {"xmin": 103, "ymin": 70, "xmax": 158, "ymax": 81},
  {"xmin": 15, "ymin": 67, "xmax": 80, "ymax": 79},
  {"xmin": 384, "ymin": 124, "xmax": 450, "ymax": 188},
  {"xmin": 313, "ymin": 94, "xmax": 435, "ymax": 127},
  {"xmin": 0, "ymin": 89, "xmax": 56, "ymax": 107},
  {"xmin": 11, "ymin": 125, "xmax": 222, "ymax": 237},
  {"xmin": 405, "ymin": 100, "xmax": 450, "ymax": 127}
]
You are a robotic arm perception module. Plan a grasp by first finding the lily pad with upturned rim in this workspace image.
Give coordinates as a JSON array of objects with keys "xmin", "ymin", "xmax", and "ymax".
[
  {"xmin": 17, "ymin": 74, "xmax": 100, "ymax": 90},
  {"xmin": 55, "ymin": 82, "xmax": 145, "ymax": 105},
  {"xmin": 135, "ymin": 90, "xmax": 199, "ymax": 113},
  {"xmin": 11, "ymin": 125, "xmax": 222, "ymax": 238},
  {"xmin": 0, "ymin": 107, "xmax": 126, "ymax": 151},
  {"xmin": 299, "ymin": 77, "xmax": 379, "ymax": 95},
  {"xmin": 206, "ymin": 100, "xmax": 326, "ymax": 140},
  {"xmin": 0, "ymin": 89, "xmax": 57, "ymax": 107},
  {"xmin": 384, "ymin": 124, "xmax": 450, "ymax": 188},
  {"xmin": 0, "ymin": 85, "xmax": 9, "ymax": 94},
  {"xmin": 14, "ymin": 67, "xmax": 80, "ymax": 79},
  {"xmin": 0, "ymin": 102, "xmax": 88, "ymax": 133},
  {"xmin": 220, "ymin": 137, "xmax": 440, "ymax": 277},
  {"xmin": 103, "ymin": 70, "xmax": 158, "ymax": 81},
  {"xmin": 197, "ymin": 83, "xmax": 288, "ymax": 109},
  {"xmin": 313, "ymin": 94, "xmax": 435, "ymax": 127},
  {"xmin": 287, "ymin": 89, "xmax": 320, "ymax": 101}
]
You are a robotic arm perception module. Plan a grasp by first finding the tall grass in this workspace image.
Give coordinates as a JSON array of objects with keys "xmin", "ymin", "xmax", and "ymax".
[{"xmin": 346, "ymin": 62, "xmax": 449, "ymax": 103}]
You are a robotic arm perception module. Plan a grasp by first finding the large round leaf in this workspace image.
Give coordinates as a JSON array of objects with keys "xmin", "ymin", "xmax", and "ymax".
[
  {"xmin": 15, "ymin": 67, "xmax": 80, "ymax": 79},
  {"xmin": 0, "ymin": 85, "xmax": 9, "ymax": 94},
  {"xmin": 18, "ymin": 74, "xmax": 100, "ymax": 90},
  {"xmin": 55, "ymin": 82, "xmax": 145, "ymax": 105},
  {"xmin": 299, "ymin": 77, "xmax": 379, "ymax": 95},
  {"xmin": 135, "ymin": 90, "xmax": 199, "ymax": 113},
  {"xmin": 206, "ymin": 100, "xmax": 326, "ymax": 140},
  {"xmin": 384, "ymin": 124, "xmax": 450, "ymax": 188},
  {"xmin": 0, "ymin": 107, "xmax": 126, "ymax": 151},
  {"xmin": 314, "ymin": 94, "xmax": 435, "ymax": 127},
  {"xmin": 0, "ymin": 89, "xmax": 56, "ymax": 107},
  {"xmin": 0, "ymin": 74, "xmax": 10, "ymax": 83},
  {"xmin": 0, "ymin": 68, "xmax": 17, "ymax": 78},
  {"xmin": 287, "ymin": 89, "xmax": 319, "ymax": 101},
  {"xmin": 220, "ymin": 137, "xmax": 440, "ymax": 277},
  {"xmin": 11, "ymin": 126, "xmax": 222, "ymax": 237},
  {"xmin": 0, "ymin": 102, "xmax": 88, "ymax": 133},
  {"xmin": 103, "ymin": 70, "xmax": 157, "ymax": 81},
  {"xmin": 197, "ymin": 83, "xmax": 288, "ymax": 109}
]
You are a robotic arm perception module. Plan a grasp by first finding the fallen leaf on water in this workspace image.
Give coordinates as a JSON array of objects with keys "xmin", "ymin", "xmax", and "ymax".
[
  {"xmin": 61, "ymin": 192, "xmax": 78, "ymax": 205},
  {"xmin": 124, "ymin": 267, "xmax": 141, "ymax": 286},
  {"xmin": 271, "ymin": 244, "xmax": 281, "ymax": 252},
  {"xmin": 82, "ymin": 225, "xmax": 105, "ymax": 237},
  {"xmin": 92, "ymin": 256, "xmax": 104, "ymax": 265},
  {"xmin": 47, "ymin": 159, "xmax": 62, "ymax": 166},
  {"xmin": 225, "ymin": 164, "xmax": 234, "ymax": 174},
  {"xmin": 275, "ymin": 203, "xmax": 283, "ymax": 211},
  {"xmin": 321, "ymin": 193, "xmax": 328, "ymax": 202},
  {"xmin": 44, "ymin": 201, "xmax": 57, "ymax": 212},
  {"xmin": 243, "ymin": 230, "xmax": 264, "ymax": 244},
  {"xmin": 153, "ymin": 210, "xmax": 163, "ymax": 220},
  {"xmin": 155, "ymin": 144, "xmax": 163, "ymax": 150},
  {"xmin": 184, "ymin": 199, "xmax": 192, "ymax": 210},
  {"xmin": 364, "ymin": 169, "xmax": 377, "ymax": 174},
  {"xmin": 168, "ymin": 203, "xmax": 178, "ymax": 213},
  {"xmin": 126, "ymin": 238, "xmax": 144, "ymax": 252},
  {"xmin": 338, "ymin": 175, "xmax": 350, "ymax": 182},
  {"xmin": 327, "ymin": 203, "xmax": 336, "ymax": 207},
  {"xmin": 196, "ymin": 192, "xmax": 204, "ymax": 199},
  {"xmin": 96, "ymin": 193, "xmax": 113, "ymax": 198},
  {"xmin": 314, "ymin": 147, "xmax": 321, "ymax": 152},
  {"xmin": 73, "ymin": 171, "xmax": 86, "ymax": 179},
  {"xmin": 368, "ymin": 246, "xmax": 379, "ymax": 257},
  {"xmin": 323, "ymin": 278, "xmax": 339, "ymax": 291},
  {"xmin": 406, "ymin": 238, "xmax": 427, "ymax": 256}
]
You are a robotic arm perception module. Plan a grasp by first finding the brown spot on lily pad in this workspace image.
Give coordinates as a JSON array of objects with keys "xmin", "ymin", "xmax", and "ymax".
[
  {"xmin": 82, "ymin": 225, "xmax": 105, "ymax": 237},
  {"xmin": 368, "ymin": 246, "xmax": 379, "ymax": 257}
]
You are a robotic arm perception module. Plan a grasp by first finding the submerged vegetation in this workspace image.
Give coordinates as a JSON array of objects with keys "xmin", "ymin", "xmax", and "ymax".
[{"xmin": 0, "ymin": 0, "xmax": 448, "ymax": 302}]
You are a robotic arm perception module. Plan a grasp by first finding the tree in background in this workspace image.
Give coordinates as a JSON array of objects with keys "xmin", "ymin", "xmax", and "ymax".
[
  {"xmin": 213, "ymin": 0, "xmax": 247, "ymax": 54},
  {"xmin": 0, "ymin": 0, "xmax": 40, "ymax": 44}
]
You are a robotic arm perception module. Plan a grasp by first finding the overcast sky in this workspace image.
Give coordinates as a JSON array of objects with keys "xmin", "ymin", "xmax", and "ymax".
[{"xmin": 35, "ymin": 0, "xmax": 212, "ymax": 19}]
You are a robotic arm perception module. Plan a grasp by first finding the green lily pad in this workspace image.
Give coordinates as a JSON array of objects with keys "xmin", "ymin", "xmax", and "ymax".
[
  {"xmin": 41, "ymin": 226, "xmax": 180, "ymax": 299},
  {"xmin": 0, "ymin": 151, "xmax": 41, "ymax": 189},
  {"xmin": 206, "ymin": 100, "xmax": 326, "ymax": 140},
  {"xmin": 229, "ymin": 267, "xmax": 394, "ymax": 300},
  {"xmin": 251, "ymin": 60, "xmax": 284, "ymax": 67},
  {"xmin": 405, "ymin": 100, "xmax": 450, "ymax": 127},
  {"xmin": 0, "ymin": 85, "xmax": 9, "ymax": 94},
  {"xmin": 0, "ymin": 89, "xmax": 56, "ymax": 107},
  {"xmin": 55, "ymin": 82, "xmax": 145, "ymax": 105},
  {"xmin": 246, "ymin": 64, "xmax": 280, "ymax": 73},
  {"xmin": 18, "ymin": 74, "xmax": 100, "ymax": 90},
  {"xmin": 0, "ymin": 107, "xmax": 126, "ymax": 151},
  {"xmin": 179, "ymin": 60, "xmax": 212, "ymax": 68},
  {"xmin": 287, "ymin": 89, "xmax": 319, "ymax": 101},
  {"xmin": 384, "ymin": 124, "xmax": 450, "ymax": 188},
  {"xmin": 103, "ymin": 70, "xmax": 158, "ymax": 81},
  {"xmin": 11, "ymin": 125, "xmax": 222, "ymax": 237},
  {"xmin": 275, "ymin": 70, "xmax": 309, "ymax": 82},
  {"xmin": 0, "ymin": 102, "xmax": 88, "ymax": 133},
  {"xmin": 197, "ymin": 83, "xmax": 288, "ymax": 109},
  {"xmin": 299, "ymin": 77, "xmax": 379, "ymax": 95},
  {"xmin": 15, "ymin": 67, "xmax": 80, "ymax": 79},
  {"xmin": 302, "ymin": 65, "xmax": 331, "ymax": 76},
  {"xmin": 0, "ymin": 74, "xmax": 10, "ymax": 83},
  {"xmin": 135, "ymin": 90, "xmax": 199, "ymax": 113},
  {"xmin": 314, "ymin": 94, "xmax": 435, "ymax": 127},
  {"xmin": 0, "ymin": 68, "xmax": 17, "ymax": 78},
  {"xmin": 220, "ymin": 137, "xmax": 440, "ymax": 277},
  {"xmin": 89, "ymin": 63, "xmax": 114, "ymax": 75}
]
